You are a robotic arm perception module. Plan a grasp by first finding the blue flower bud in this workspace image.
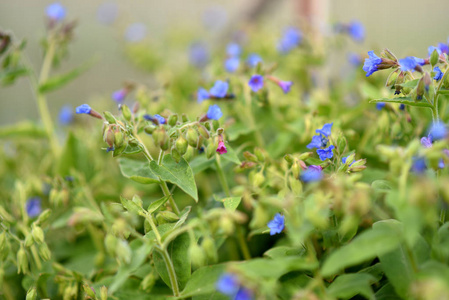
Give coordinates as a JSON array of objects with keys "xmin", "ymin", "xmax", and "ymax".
[
  {"xmin": 248, "ymin": 75, "xmax": 264, "ymax": 92},
  {"xmin": 376, "ymin": 102, "xmax": 386, "ymax": 110},
  {"xmin": 112, "ymin": 89, "xmax": 127, "ymax": 103},
  {"xmin": 267, "ymin": 213, "xmax": 285, "ymax": 235},
  {"xmin": 59, "ymin": 105, "xmax": 74, "ymax": 125},
  {"xmin": 26, "ymin": 197, "xmax": 42, "ymax": 218},
  {"xmin": 76, "ymin": 104, "xmax": 92, "ymax": 114},
  {"xmin": 317, "ymin": 145, "xmax": 335, "ymax": 161},
  {"xmin": 209, "ymin": 81, "xmax": 228, "ymax": 98},
  {"xmin": 246, "ymin": 54, "xmax": 263, "ymax": 68},
  {"xmin": 277, "ymin": 80, "xmax": 293, "ymax": 94},
  {"xmin": 153, "ymin": 114, "xmax": 166, "ymax": 125},
  {"xmin": 206, "ymin": 105, "xmax": 223, "ymax": 120},
  {"xmin": 225, "ymin": 57, "xmax": 240, "ymax": 73},
  {"xmin": 46, "ymin": 3, "xmax": 66, "ymax": 21}
]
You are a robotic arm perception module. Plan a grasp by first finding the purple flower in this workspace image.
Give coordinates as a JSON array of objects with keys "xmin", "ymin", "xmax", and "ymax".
[
  {"xmin": 438, "ymin": 43, "xmax": 449, "ymax": 54},
  {"xmin": 277, "ymin": 27, "xmax": 302, "ymax": 53},
  {"xmin": 235, "ymin": 288, "xmax": 253, "ymax": 300},
  {"xmin": 428, "ymin": 46, "xmax": 442, "ymax": 57},
  {"xmin": 206, "ymin": 104, "xmax": 223, "ymax": 120},
  {"xmin": 189, "ymin": 42, "xmax": 209, "ymax": 68},
  {"xmin": 429, "ymin": 122, "xmax": 447, "ymax": 141},
  {"xmin": 421, "ymin": 135, "xmax": 433, "ymax": 148},
  {"xmin": 197, "ymin": 88, "xmax": 210, "ymax": 103},
  {"xmin": 76, "ymin": 104, "xmax": 92, "ymax": 114},
  {"xmin": 247, "ymin": 54, "xmax": 263, "ymax": 68},
  {"xmin": 376, "ymin": 102, "xmax": 386, "ymax": 110},
  {"xmin": 216, "ymin": 273, "xmax": 240, "ymax": 295},
  {"xmin": 225, "ymin": 57, "xmax": 240, "ymax": 73},
  {"xmin": 434, "ymin": 66, "xmax": 443, "ymax": 81},
  {"xmin": 97, "ymin": 2, "xmax": 118, "ymax": 25},
  {"xmin": 59, "ymin": 105, "xmax": 74, "ymax": 125},
  {"xmin": 112, "ymin": 89, "xmax": 126, "ymax": 103},
  {"xmin": 363, "ymin": 51, "xmax": 382, "ymax": 77},
  {"xmin": 26, "ymin": 197, "xmax": 42, "ymax": 218},
  {"xmin": 301, "ymin": 165, "xmax": 323, "ymax": 182},
  {"xmin": 411, "ymin": 157, "xmax": 426, "ymax": 174},
  {"xmin": 46, "ymin": 3, "xmax": 66, "ymax": 21},
  {"xmin": 315, "ymin": 123, "xmax": 333, "ymax": 137},
  {"xmin": 209, "ymin": 81, "xmax": 229, "ymax": 98},
  {"xmin": 248, "ymin": 75, "xmax": 264, "ymax": 92},
  {"xmin": 267, "ymin": 213, "xmax": 285, "ymax": 235},
  {"xmin": 226, "ymin": 43, "xmax": 241, "ymax": 57},
  {"xmin": 317, "ymin": 145, "xmax": 335, "ymax": 161},
  {"xmin": 277, "ymin": 80, "xmax": 293, "ymax": 94},
  {"xmin": 154, "ymin": 114, "xmax": 166, "ymax": 124},
  {"xmin": 125, "ymin": 23, "xmax": 147, "ymax": 42},
  {"xmin": 347, "ymin": 21, "xmax": 365, "ymax": 42}
]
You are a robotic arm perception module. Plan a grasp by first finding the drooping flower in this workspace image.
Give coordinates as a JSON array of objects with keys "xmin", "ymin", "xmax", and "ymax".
[
  {"xmin": 197, "ymin": 88, "xmax": 210, "ymax": 103},
  {"xmin": 46, "ymin": 3, "xmax": 66, "ymax": 21},
  {"xmin": 76, "ymin": 104, "xmax": 92, "ymax": 114},
  {"xmin": 247, "ymin": 54, "xmax": 263, "ymax": 68},
  {"xmin": 216, "ymin": 141, "xmax": 227, "ymax": 155},
  {"xmin": 429, "ymin": 122, "xmax": 447, "ymax": 141},
  {"xmin": 277, "ymin": 27, "xmax": 302, "ymax": 53},
  {"xmin": 125, "ymin": 23, "xmax": 147, "ymax": 42},
  {"xmin": 112, "ymin": 89, "xmax": 127, "ymax": 103},
  {"xmin": 363, "ymin": 51, "xmax": 383, "ymax": 77},
  {"xmin": 225, "ymin": 57, "xmax": 240, "ymax": 73},
  {"xmin": 317, "ymin": 145, "xmax": 335, "ymax": 161},
  {"xmin": 428, "ymin": 46, "xmax": 442, "ymax": 57},
  {"xmin": 59, "ymin": 105, "xmax": 74, "ymax": 125},
  {"xmin": 235, "ymin": 288, "xmax": 254, "ymax": 300},
  {"xmin": 26, "ymin": 197, "xmax": 42, "ymax": 218},
  {"xmin": 277, "ymin": 80, "xmax": 293, "ymax": 94},
  {"xmin": 206, "ymin": 104, "xmax": 223, "ymax": 120},
  {"xmin": 434, "ymin": 66, "xmax": 443, "ymax": 81},
  {"xmin": 216, "ymin": 273, "xmax": 240, "ymax": 295},
  {"xmin": 189, "ymin": 42, "xmax": 209, "ymax": 68},
  {"xmin": 301, "ymin": 165, "xmax": 323, "ymax": 183},
  {"xmin": 209, "ymin": 81, "xmax": 229, "ymax": 98},
  {"xmin": 153, "ymin": 114, "xmax": 166, "ymax": 125},
  {"xmin": 420, "ymin": 135, "xmax": 432, "ymax": 148},
  {"xmin": 226, "ymin": 43, "xmax": 241, "ymax": 57},
  {"xmin": 376, "ymin": 102, "xmax": 386, "ymax": 110},
  {"xmin": 267, "ymin": 213, "xmax": 285, "ymax": 235},
  {"xmin": 96, "ymin": 2, "xmax": 118, "ymax": 25},
  {"xmin": 248, "ymin": 75, "xmax": 264, "ymax": 92},
  {"xmin": 347, "ymin": 21, "xmax": 365, "ymax": 42},
  {"xmin": 315, "ymin": 123, "xmax": 333, "ymax": 137}
]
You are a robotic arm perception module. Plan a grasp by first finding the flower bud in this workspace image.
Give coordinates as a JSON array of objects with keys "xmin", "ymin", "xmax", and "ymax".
[
  {"xmin": 415, "ymin": 76, "xmax": 425, "ymax": 101},
  {"xmin": 206, "ymin": 141, "xmax": 216, "ymax": 159},
  {"xmin": 189, "ymin": 243, "xmax": 206, "ymax": 268},
  {"xmin": 31, "ymin": 225, "xmax": 44, "ymax": 244},
  {"xmin": 201, "ymin": 236, "xmax": 217, "ymax": 263},
  {"xmin": 254, "ymin": 147, "xmax": 265, "ymax": 162},
  {"xmin": 186, "ymin": 128, "xmax": 199, "ymax": 147},
  {"xmin": 26, "ymin": 287, "xmax": 37, "ymax": 300},
  {"xmin": 197, "ymin": 135, "xmax": 205, "ymax": 149},
  {"xmin": 114, "ymin": 131, "xmax": 124, "ymax": 148},
  {"xmin": 175, "ymin": 135, "xmax": 188, "ymax": 155},
  {"xmin": 385, "ymin": 69, "xmax": 399, "ymax": 87},
  {"xmin": 168, "ymin": 114, "xmax": 178, "ymax": 126},
  {"xmin": 161, "ymin": 137, "xmax": 170, "ymax": 151},
  {"xmin": 153, "ymin": 128, "xmax": 167, "ymax": 148},
  {"xmin": 17, "ymin": 247, "xmax": 29, "ymax": 274},
  {"xmin": 157, "ymin": 211, "xmax": 180, "ymax": 222},
  {"xmin": 430, "ymin": 49, "xmax": 439, "ymax": 67},
  {"xmin": 83, "ymin": 284, "xmax": 96, "ymax": 299},
  {"xmin": 220, "ymin": 216, "xmax": 234, "ymax": 235},
  {"xmin": 197, "ymin": 124, "xmax": 210, "ymax": 139},
  {"xmin": 24, "ymin": 234, "xmax": 34, "ymax": 247},
  {"xmin": 104, "ymin": 234, "xmax": 117, "ymax": 256},
  {"xmin": 121, "ymin": 104, "xmax": 132, "ymax": 122},
  {"xmin": 144, "ymin": 124, "xmax": 157, "ymax": 134},
  {"xmin": 381, "ymin": 48, "xmax": 398, "ymax": 61},
  {"xmin": 116, "ymin": 239, "xmax": 131, "ymax": 264},
  {"xmin": 292, "ymin": 161, "xmax": 300, "ymax": 178},
  {"xmin": 100, "ymin": 286, "xmax": 108, "ymax": 300},
  {"xmin": 38, "ymin": 243, "xmax": 51, "ymax": 261},
  {"xmin": 243, "ymin": 151, "xmax": 258, "ymax": 162},
  {"xmin": 181, "ymin": 113, "xmax": 189, "ymax": 123},
  {"xmin": 37, "ymin": 209, "xmax": 51, "ymax": 224},
  {"xmin": 172, "ymin": 148, "xmax": 181, "ymax": 163},
  {"xmin": 103, "ymin": 111, "xmax": 116, "ymax": 124},
  {"xmin": 251, "ymin": 171, "xmax": 265, "ymax": 187},
  {"xmin": 104, "ymin": 126, "xmax": 115, "ymax": 148},
  {"xmin": 141, "ymin": 273, "xmax": 157, "ymax": 291},
  {"xmin": 284, "ymin": 154, "xmax": 294, "ymax": 164},
  {"xmin": 204, "ymin": 121, "xmax": 212, "ymax": 131}
]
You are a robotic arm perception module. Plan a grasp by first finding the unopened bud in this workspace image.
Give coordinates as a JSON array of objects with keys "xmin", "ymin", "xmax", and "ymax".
[
  {"xmin": 189, "ymin": 243, "xmax": 206, "ymax": 268},
  {"xmin": 114, "ymin": 131, "xmax": 124, "ymax": 148},
  {"xmin": 216, "ymin": 127, "xmax": 224, "ymax": 135},
  {"xmin": 157, "ymin": 211, "xmax": 180, "ymax": 222},
  {"xmin": 104, "ymin": 127, "xmax": 115, "ymax": 147},
  {"xmin": 381, "ymin": 48, "xmax": 397, "ymax": 61},
  {"xmin": 386, "ymin": 69, "xmax": 399, "ymax": 87},
  {"xmin": 284, "ymin": 154, "xmax": 294, "ymax": 164},
  {"xmin": 220, "ymin": 216, "xmax": 234, "ymax": 235},
  {"xmin": 141, "ymin": 273, "xmax": 157, "ymax": 291},
  {"xmin": 201, "ymin": 237, "xmax": 217, "ymax": 263},
  {"xmin": 172, "ymin": 148, "xmax": 181, "ymax": 163},
  {"xmin": 17, "ymin": 247, "xmax": 29, "ymax": 274},
  {"xmin": 423, "ymin": 72, "xmax": 431, "ymax": 92},
  {"xmin": 251, "ymin": 171, "xmax": 265, "ymax": 187},
  {"xmin": 116, "ymin": 239, "xmax": 131, "ymax": 264},
  {"xmin": 153, "ymin": 128, "xmax": 167, "ymax": 148},
  {"xmin": 24, "ymin": 234, "xmax": 34, "ymax": 247},
  {"xmin": 161, "ymin": 137, "xmax": 170, "ymax": 151},
  {"xmin": 206, "ymin": 141, "xmax": 216, "ymax": 159},
  {"xmin": 168, "ymin": 114, "xmax": 178, "ymax": 126},
  {"xmin": 104, "ymin": 234, "xmax": 117, "ymax": 256},
  {"xmin": 121, "ymin": 105, "xmax": 132, "ymax": 122},
  {"xmin": 181, "ymin": 113, "xmax": 189, "ymax": 123},
  {"xmin": 144, "ymin": 124, "xmax": 157, "ymax": 134},
  {"xmin": 103, "ymin": 111, "xmax": 116, "ymax": 124},
  {"xmin": 197, "ymin": 124, "xmax": 210, "ymax": 139},
  {"xmin": 430, "ymin": 49, "xmax": 439, "ymax": 67},
  {"xmin": 244, "ymin": 151, "xmax": 258, "ymax": 162},
  {"xmin": 175, "ymin": 135, "xmax": 188, "ymax": 155},
  {"xmin": 204, "ymin": 121, "xmax": 212, "ymax": 131},
  {"xmin": 38, "ymin": 243, "xmax": 51, "ymax": 261},
  {"xmin": 26, "ymin": 287, "xmax": 37, "ymax": 300},
  {"xmin": 83, "ymin": 284, "xmax": 96, "ymax": 299},
  {"xmin": 196, "ymin": 135, "xmax": 204, "ymax": 149},
  {"xmin": 415, "ymin": 77, "xmax": 425, "ymax": 101},
  {"xmin": 100, "ymin": 286, "xmax": 108, "ymax": 300},
  {"xmin": 254, "ymin": 148, "xmax": 265, "ymax": 162},
  {"xmin": 37, "ymin": 209, "xmax": 51, "ymax": 224},
  {"xmin": 31, "ymin": 225, "xmax": 44, "ymax": 244},
  {"xmin": 186, "ymin": 128, "xmax": 199, "ymax": 147},
  {"xmin": 292, "ymin": 162, "xmax": 300, "ymax": 178}
]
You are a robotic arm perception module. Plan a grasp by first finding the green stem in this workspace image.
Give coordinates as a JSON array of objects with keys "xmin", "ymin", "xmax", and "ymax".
[
  {"xmin": 244, "ymin": 83, "xmax": 264, "ymax": 147},
  {"xmin": 161, "ymin": 181, "xmax": 180, "ymax": 216},
  {"xmin": 154, "ymin": 245, "xmax": 180, "ymax": 297},
  {"xmin": 146, "ymin": 214, "xmax": 162, "ymax": 244},
  {"xmin": 215, "ymin": 156, "xmax": 230, "ymax": 197},
  {"xmin": 236, "ymin": 226, "xmax": 251, "ymax": 260},
  {"xmin": 30, "ymin": 244, "xmax": 43, "ymax": 270}
]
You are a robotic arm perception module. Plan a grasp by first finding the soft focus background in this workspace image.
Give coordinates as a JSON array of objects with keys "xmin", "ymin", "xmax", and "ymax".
[{"xmin": 1, "ymin": 0, "xmax": 449, "ymax": 125}]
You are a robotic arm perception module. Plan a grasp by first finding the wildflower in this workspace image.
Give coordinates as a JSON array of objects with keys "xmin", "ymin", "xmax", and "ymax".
[
  {"xmin": 248, "ymin": 75, "xmax": 264, "ymax": 92},
  {"xmin": 347, "ymin": 21, "xmax": 365, "ymax": 42},
  {"xmin": 76, "ymin": 104, "xmax": 92, "ymax": 114},
  {"xmin": 197, "ymin": 88, "xmax": 210, "ymax": 103},
  {"xmin": 429, "ymin": 122, "xmax": 447, "ymax": 141},
  {"xmin": 317, "ymin": 145, "xmax": 335, "ymax": 161},
  {"xmin": 277, "ymin": 27, "xmax": 302, "ymax": 53},
  {"xmin": 226, "ymin": 43, "xmax": 241, "ymax": 57},
  {"xmin": 411, "ymin": 157, "xmax": 426, "ymax": 174},
  {"xmin": 434, "ymin": 66, "xmax": 443, "ymax": 81},
  {"xmin": 247, "ymin": 54, "xmax": 262, "ymax": 68},
  {"xmin": 206, "ymin": 104, "xmax": 223, "ymax": 120},
  {"xmin": 217, "ymin": 141, "xmax": 227, "ymax": 155},
  {"xmin": 315, "ymin": 122, "xmax": 333, "ymax": 137},
  {"xmin": 267, "ymin": 213, "xmax": 285, "ymax": 235},
  {"xmin": 46, "ymin": 3, "xmax": 66, "ymax": 21},
  {"xmin": 189, "ymin": 42, "xmax": 209, "ymax": 68},
  {"xmin": 376, "ymin": 102, "xmax": 386, "ymax": 110},
  {"xmin": 225, "ymin": 57, "xmax": 240, "ymax": 73},
  {"xmin": 153, "ymin": 114, "xmax": 166, "ymax": 125},
  {"xmin": 209, "ymin": 81, "xmax": 229, "ymax": 98},
  {"xmin": 307, "ymin": 135, "xmax": 327, "ymax": 149},
  {"xmin": 125, "ymin": 23, "xmax": 147, "ymax": 42},
  {"xmin": 363, "ymin": 51, "xmax": 383, "ymax": 77},
  {"xmin": 348, "ymin": 53, "xmax": 362, "ymax": 66},
  {"xmin": 235, "ymin": 288, "xmax": 253, "ymax": 300},
  {"xmin": 216, "ymin": 273, "xmax": 240, "ymax": 295},
  {"xmin": 275, "ymin": 80, "xmax": 293, "ymax": 94},
  {"xmin": 438, "ymin": 43, "xmax": 449, "ymax": 54},
  {"xmin": 97, "ymin": 2, "xmax": 118, "ymax": 25},
  {"xmin": 26, "ymin": 197, "xmax": 42, "ymax": 218},
  {"xmin": 428, "ymin": 46, "xmax": 442, "ymax": 57},
  {"xmin": 112, "ymin": 89, "xmax": 127, "ymax": 103},
  {"xmin": 301, "ymin": 165, "xmax": 323, "ymax": 182},
  {"xmin": 399, "ymin": 57, "xmax": 425, "ymax": 72},
  {"xmin": 59, "ymin": 105, "xmax": 74, "ymax": 125},
  {"xmin": 420, "ymin": 135, "xmax": 432, "ymax": 148}
]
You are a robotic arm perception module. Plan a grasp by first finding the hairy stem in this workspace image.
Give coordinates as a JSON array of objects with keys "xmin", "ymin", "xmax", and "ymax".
[{"xmin": 154, "ymin": 245, "xmax": 180, "ymax": 297}]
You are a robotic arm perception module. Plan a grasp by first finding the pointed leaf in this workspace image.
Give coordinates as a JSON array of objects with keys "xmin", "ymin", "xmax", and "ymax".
[
  {"xmin": 327, "ymin": 273, "xmax": 377, "ymax": 300},
  {"xmin": 179, "ymin": 264, "xmax": 226, "ymax": 298},
  {"xmin": 118, "ymin": 158, "xmax": 159, "ymax": 184},
  {"xmin": 369, "ymin": 97, "xmax": 432, "ymax": 108},
  {"xmin": 38, "ymin": 60, "xmax": 93, "ymax": 93},
  {"xmin": 218, "ymin": 197, "xmax": 241, "ymax": 212}
]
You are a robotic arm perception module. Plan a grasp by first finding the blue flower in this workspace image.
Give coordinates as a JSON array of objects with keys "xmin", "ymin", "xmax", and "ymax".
[
  {"xmin": 189, "ymin": 42, "xmax": 209, "ymax": 68},
  {"xmin": 216, "ymin": 273, "xmax": 240, "ymax": 295},
  {"xmin": 363, "ymin": 51, "xmax": 382, "ymax": 77},
  {"xmin": 96, "ymin": 2, "xmax": 118, "ymax": 25},
  {"xmin": 112, "ymin": 89, "xmax": 126, "ymax": 103},
  {"xmin": 301, "ymin": 165, "xmax": 323, "ymax": 183},
  {"xmin": 307, "ymin": 134, "xmax": 328, "ymax": 149},
  {"xmin": 429, "ymin": 122, "xmax": 447, "ymax": 141},
  {"xmin": 209, "ymin": 81, "xmax": 229, "ymax": 98},
  {"xmin": 317, "ymin": 145, "xmax": 335, "ymax": 161},
  {"xmin": 399, "ymin": 104, "xmax": 406, "ymax": 110},
  {"xmin": 26, "ymin": 197, "xmax": 42, "ymax": 218},
  {"xmin": 277, "ymin": 80, "xmax": 293, "ymax": 94},
  {"xmin": 438, "ymin": 43, "xmax": 449, "ymax": 54},
  {"xmin": 267, "ymin": 213, "xmax": 285, "ymax": 235},
  {"xmin": 76, "ymin": 104, "xmax": 92, "ymax": 114},
  {"xmin": 376, "ymin": 102, "xmax": 386, "ymax": 110},
  {"xmin": 154, "ymin": 114, "xmax": 166, "ymax": 124},
  {"xmin": 247, "ymin": 54, "xmax": 263, "ymax": 68},
  {"xmin": 347, "ymin": 21, "xmax": 365, "ymax": 42},
  {"xmin": 399, "ymin": 57, "xmax": 421, "ymax": 72},
  {"xmin": 46, "ymin": 3, "xmax": 66, "ymax": 21},
  {"xmin": 347, "ymin": 53, "xmax": 362, "ymax": 66},
  {"xmin": 248, "ymin": 75, "xmax": 264, "ymax": 92},
  {"xmin": 225, "ymin": 57, "xmax": 240, "ymax": 73},
  {"xmin": 235, "ymin": 288, "xmax": 253, "ymax": 300},
  {"xmin": 411, "ymin": 157, "xmax": 426, "ymax": 174},
  {"xmin": 315, "ymin": 123, "xmax": 333, "ymax": 137},
  {"xmin": 420, "ymin": 135, "xmax": 432, "ymax": 148},
  {"xmin": 59, "ymin": 105, "xmax": 74, "ymax": 125},
  {"xmin": 226, "ymin": 43, "xmax": 241, "ymax": 57},
  {"xmin": 439, "ymin": 159, "xmax": 445, "ymax": 169},
  {"xmin": 206, "ymin": 104, "xmax": 223, "ymax": 120},
  {"xmin": 125, "ymin": 23, "xmax": 147, "ymax": 42},
  {"xmin": 197, "ymin": 88, "xmax": 210, "ymax": 103},
  {"xmin": 428, "ymin": 46, "xmax": 442, "ymax": 57},
  {"xmin": 434, "ymin": 66, "xmax": 443, "ymax": 81},
  {"xmin": 277, "ymin": 27, "xmax": 302, "ymax": 53}
]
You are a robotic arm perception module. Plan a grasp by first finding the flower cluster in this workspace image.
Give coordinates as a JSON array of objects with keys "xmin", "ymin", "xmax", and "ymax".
[{"xmin": 306, "ymin": 123, "xmax": 335, "ymax": 161}]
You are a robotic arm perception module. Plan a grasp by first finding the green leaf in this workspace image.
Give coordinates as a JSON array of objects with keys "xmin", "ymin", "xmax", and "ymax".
[
  {"xmin": 398, "ymin": 79, "xmax": 419, "ymax": 88},
  {"xmin": 0, "ymin": 67, "xmax": 30, "ymax": 86},
  {"xmin": 57, "ymin": 132, "xmax": 92, "ymax": 178},
  {"xmin": 147, "ymin": 195, "xmax": 171, "ymax": 214},
  {"xmin": 263, "ymin": 246, "xmax": 305, "ymax": 259},
  {"xmin": 178, "ymin": 264, "xmax": 226, "ymax": 298},
  {"xmin": 218, "ymin": 197, "xmax": 241, "ymax": 212},
  {"xmin": 438, "ymin": 89, "xmax": 449, "ymax": 95},
  {"xmin": 190, "ymin": 155, "xmax": 215, "ymax": 174},
  {"xmin": 374, "ymin": 283, "xmax": 402, "ymax": 300},
  {"xmin": 153, "ymin": 232, "xmax": 191, "ymax": 290},
  {"xmin": 150, "ymin": 155, "xmax": 198, "ymax": 202},
  {"xmin": 220, "ymin": 143, "xmax": 241, "ymax": 165},
  {"xmin": 0, "ymin": 122, "xmax": 46, "ymax": 139},
  {"xmin": 327, "ymin": 273, "xmax": 377, "ymax": 300},
  {"xmin": 321, "ymin": 221, "xmax": 402, "ymax": 277},
  {"xmin": 118, "ymin": 158, "xmax": 160, "ymax": 184},
  {"xmin": 38, "ymin": 60, "xmax": 93, "ymax": 93},
  {"xmin": 369, "ymin": 97, "xmax": 432, "ymax": 108}
]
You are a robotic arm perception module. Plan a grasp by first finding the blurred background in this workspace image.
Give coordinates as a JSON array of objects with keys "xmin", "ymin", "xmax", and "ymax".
[{"xmin": 1, "ymin": 0, "xmax": 449, "ymax": 125}]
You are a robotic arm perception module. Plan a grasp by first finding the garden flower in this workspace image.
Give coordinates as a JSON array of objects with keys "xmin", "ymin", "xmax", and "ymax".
[
  {"xmin": 301, "ymin": 165, "xmax": 323, "ymax": 183},
  {"xmin": 429, "ymin": 122, "xmax": 447, "ymax": 141},
  {"xmin": 438, "ymin": 43, "xmax": 449, "ymax": 54},
  {"xmin": 59, "ymin": 105, "xmax": 74, "ymax": 125},
  {"xmin": 434, "ymin": 66, "xmax": 443, "ymax": 81},
  {"xmin": 153, "ymin": 114, "xmax": 166, "ymax": 125},
  {"xmin": 96, "ymin": 2, "xmax": 118, "ymax": 25},
  {"xmin": 189, "ymin": 42, "xmax": 209, "ymax": 68},
  {"xmin": 226, "ymin": 43, "xmax": 241, "ymax": 57},
  {"xmin": 216, "ymin": 273, "xmax": 240, "ymax": 295},
  {"xmin": 317, "ymin": 145, "xmax": 335, "ymax": 161},
  {"xmin": 277, "ymin": 27, "xmax": 302, "ymax": 53},
  {"xmin": 235, "ymin": 288, "xmax": 253, "ymax": 300},
  {"xmin": 247, "ymin": 54, "xmax": 262, "ymax": 68},
  {"xmin": 125, "ymin": 23, "xmax": 147, "ymax": 42},
  {"xmin": 248, "ymin": 75, "xmax": 264, "ymax": 92},
  {"xmin": 197, "ymin": 88, "xmax": 210, "ymax": 103},
  {"xmin": 347, "ymin": 21, "xmax": 365, "ymax": 42},
  {"xmin": 363, "ymin": 51, "xmax": 382, "ymax": 77},
  {"xmin": 209, "ymin": 81, "xmax": 229, "ymax": 98},
  {"xmin": 225, "ymin": 57, "xmax": 240, "ymax": 73},
  {"xmin": 267, "ymin": 213, "xmax": 285, "ymax": 235},
  {"xmin": 112, "ymin": 89, "xmax": 127, "ymax": 103},
  {"xmin": 46, "ymin": 3, "xmax": 66, "ymax": 22},
  {"xmin": 216, "ymin": 141, "xmax": 227, "ymax": 155},
  {"xmin": 26, "ymin": 197, "xmax": 42, "ymax": 218},
  {"xmin": 206, "ymin": 104, "xmax": 223, "ymax": 120},
  {"xmin": 76, "ymin": 104, "xmax": 92, "ymax": 114},
  {"xmin": 376, "ymin": 102, "xmax": 386, "ymax": 110}
]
